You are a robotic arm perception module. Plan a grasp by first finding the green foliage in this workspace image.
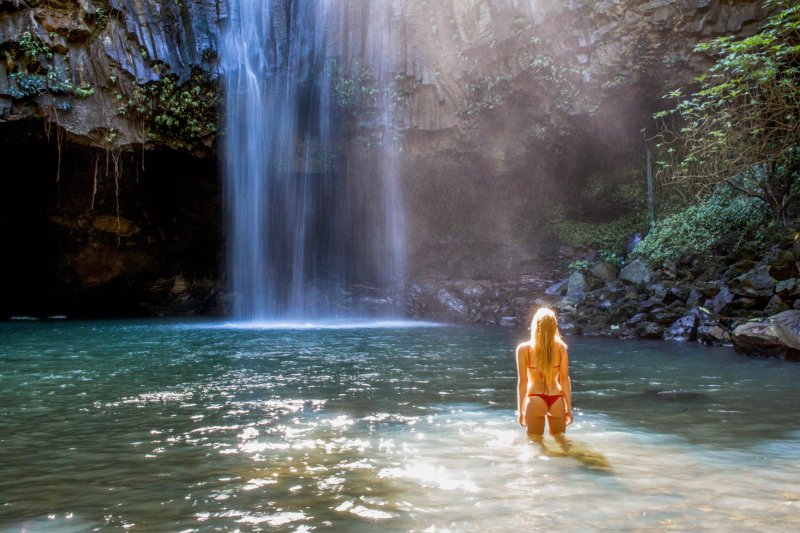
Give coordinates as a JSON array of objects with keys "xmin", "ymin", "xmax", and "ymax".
[
  {"xmin": 17, "ymin": 31, "xmax": 52, "ymax": 60},
  {"xmin": 122, "ymin": 69, "xmax": 218, "ymax": 139},
  {"xmin": 549, "ymin": 204, "xmax": 646, "ymax": 257},
  {"xmin": 8, "ymin": 67, "xmax": 94, "ymax": 100},
  {"xmin": 4, "ymin": 31, "xmax": 92, "ymax": 104},
  {"xmin": 464, "ymin": 68, "xmax": 511, "ymax": 115},
  {"xmin": 653, "ymin": 0, "xmax": 800, "ymax": 223},
  {"xmin": 8, "ymin": 72, "xmax": 45, "ymax": 98},
  {"xmin": 568, "ymin": 259, "xmax": 590, "ymax": 272},
  {"xmin": 464, "ymin": 52, "xmax": 580, "ymax": 116},
  {"xmin": 633, "ymin": 188, "xmax": 769, "ymax": 262},
  {"xmin": 331, "ymin": 60, "xmax": 378, "ymax": 110},
  {"xmin": 90, "ymin": 3, "xmax": 108, "ymax": 39},
  {"xmin": 598, "ymin": 250, "xmax": 623, "ymax": 267}
]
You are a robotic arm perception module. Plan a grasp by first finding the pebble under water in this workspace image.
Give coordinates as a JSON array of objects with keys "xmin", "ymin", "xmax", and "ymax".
[{"xmin": 1, "ymin": 319, "xmax": 799, "ymax": 531}]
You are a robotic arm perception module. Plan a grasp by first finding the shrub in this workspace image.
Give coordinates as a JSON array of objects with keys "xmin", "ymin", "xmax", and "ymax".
[
  {"xmin": 548, "ymin": 204, "xmax": 646, "ymax": 257},
  {"xmin": 653, "ymin": 0, "xmax": 800, "ymax": 224},
  {"xmin": 633, "ymin": 188, "xmax": 769, "ymax": 262},
  {"xmin": 122, "ymin": 69, "xmax": 218, "ymax": 139}
]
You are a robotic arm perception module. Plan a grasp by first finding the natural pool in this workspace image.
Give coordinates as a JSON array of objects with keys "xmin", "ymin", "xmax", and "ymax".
[{"xmin": 1, "ymin": 319, "xmax": 799, "ymax": 531}]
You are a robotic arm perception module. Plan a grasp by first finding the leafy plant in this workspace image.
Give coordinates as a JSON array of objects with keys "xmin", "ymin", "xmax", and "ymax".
[
  {"xmin": 548, "ymin": 204, "xmax": 646, "ymax": 258},
  {"xmin": 331, "ymin": 60, "xmax": 378, "ymax": 109},
  {"xmin": 17, "ymin": 31, "xmax": 52, "ymax": 60},
  {"xmin": 633, "ymin": 187, "xmax": 769, "ymax": 262},
  {"xmin": 122, "ymin": 69, "xmax": 218, "ymax": 139},
  {"xmin": 653, "ymin": 0, "xmax": 800, "ymax": 224},
  {"xmin": 569, "ymin": 259, "xmax": 590, "ymax": 272}
]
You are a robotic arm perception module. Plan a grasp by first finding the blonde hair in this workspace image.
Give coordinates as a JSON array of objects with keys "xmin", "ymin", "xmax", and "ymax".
[{"xmin": 529, "ymin": 307, "xmax": 562, "ymax": 391}]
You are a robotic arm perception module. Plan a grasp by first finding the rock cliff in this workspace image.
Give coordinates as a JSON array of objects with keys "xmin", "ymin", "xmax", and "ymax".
[{"xmin": 0, "ymin": 0, "xmax": 769, "ymax": 317}]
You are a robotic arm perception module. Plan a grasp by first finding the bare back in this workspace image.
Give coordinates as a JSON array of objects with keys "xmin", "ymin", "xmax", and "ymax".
[{"xmin": 524, "ymin": 341, "xmax": 566, "ymax": 395}]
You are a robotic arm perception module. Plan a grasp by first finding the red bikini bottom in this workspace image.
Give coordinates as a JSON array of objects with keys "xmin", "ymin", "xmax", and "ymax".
[{"xmin": 527, "ymin": 393, "xmax": 563, "ymax": 408}]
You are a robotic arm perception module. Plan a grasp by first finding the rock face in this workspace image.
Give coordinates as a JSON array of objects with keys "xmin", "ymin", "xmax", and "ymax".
[
  {"xmin": 0, "ymin": 0, "xmax": 772, "ymax": 317},
  {"xmin": 732, "ymin": 311, "xmax": 800, "ymax": 360}
]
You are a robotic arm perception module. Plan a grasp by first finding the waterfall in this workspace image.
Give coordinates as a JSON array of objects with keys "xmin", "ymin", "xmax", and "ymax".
[{"xmin": 222, "ymin": 1, "xmax": 406, "ymax": 320}]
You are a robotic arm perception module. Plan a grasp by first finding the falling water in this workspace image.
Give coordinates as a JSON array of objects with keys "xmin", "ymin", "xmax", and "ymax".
[{"xmin": 222, "ymin": 1, "xmax": 406, "ymax": 320}]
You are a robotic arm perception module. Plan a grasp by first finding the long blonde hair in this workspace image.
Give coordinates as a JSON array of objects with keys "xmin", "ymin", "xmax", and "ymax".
[{"xmin": 529, "ymin": 307, "xmax": 562, "ymax": 391}]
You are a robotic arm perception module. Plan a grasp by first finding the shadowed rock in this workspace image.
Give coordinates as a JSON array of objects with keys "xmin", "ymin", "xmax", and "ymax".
[{"xmin": 732, "ymin": 310, "xmax": 800, "ymax": 360}]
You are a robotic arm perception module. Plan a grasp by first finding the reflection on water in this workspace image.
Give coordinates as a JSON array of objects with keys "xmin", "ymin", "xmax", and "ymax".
[{"xmin": 1, "ymin": 320, "xmax": 799, "ymax": 531}]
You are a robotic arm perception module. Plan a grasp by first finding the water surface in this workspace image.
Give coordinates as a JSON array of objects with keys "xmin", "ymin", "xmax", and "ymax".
[{"xmin": 1, "ymin": 320, "xmax": 799, "ymax": 531}]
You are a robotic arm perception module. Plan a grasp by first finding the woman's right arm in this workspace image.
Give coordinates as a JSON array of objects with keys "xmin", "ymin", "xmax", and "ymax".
[
  {"xmin": 516, "ymin": 345, "xmax": 527, "ymax": 427},
  {"xmin": 560, "ymin": 345, "xmax": 573, "ymax": 426}
]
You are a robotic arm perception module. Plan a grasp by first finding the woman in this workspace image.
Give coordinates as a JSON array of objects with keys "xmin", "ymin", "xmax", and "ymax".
[{"xmin": 516, "ymin": 307, "xmax": 573, "ymax": 435}]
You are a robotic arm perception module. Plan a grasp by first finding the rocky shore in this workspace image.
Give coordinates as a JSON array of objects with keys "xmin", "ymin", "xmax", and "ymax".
[{"xmin": 406, "ymin": 238, "xmax": 800, "ymax": 360}]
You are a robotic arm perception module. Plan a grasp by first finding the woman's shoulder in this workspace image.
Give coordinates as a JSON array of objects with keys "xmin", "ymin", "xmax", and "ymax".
[
  {"xmin": 556, "ymin": 337, "xmax": 568, "ymax": 351},
  {"xmin": 515, "ymin": 342, "xmax": 531, "ymax": 355}
]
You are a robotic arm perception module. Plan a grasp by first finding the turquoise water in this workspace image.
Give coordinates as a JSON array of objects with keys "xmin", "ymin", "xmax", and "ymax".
[{"xmin": 1, "ymin": 319, "xmax": 799, "ymax": 531}]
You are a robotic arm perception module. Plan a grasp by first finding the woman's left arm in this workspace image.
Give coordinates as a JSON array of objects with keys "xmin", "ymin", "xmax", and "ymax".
[
  {"xmin": 560, "ymin": 346, "xmax": 573, "ymax": 426},
  {"xmin": 516, "ymin": 345, "xmax": 528, "ymax": 427}
]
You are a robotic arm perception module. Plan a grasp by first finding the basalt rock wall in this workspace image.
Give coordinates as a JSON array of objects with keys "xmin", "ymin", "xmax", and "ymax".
[{"xmin": 0, "ymin": 0, "xmax": 769, "ymax": 317}]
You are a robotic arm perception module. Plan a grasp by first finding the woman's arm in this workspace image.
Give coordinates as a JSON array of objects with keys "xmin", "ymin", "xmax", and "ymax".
[
  {"xmin": 560, "ymin": 345, "xmax": 573, "ymax": 426},
  {"xmin": 516, "ymin": 345, "xmax": 528, "ymax": 426}
]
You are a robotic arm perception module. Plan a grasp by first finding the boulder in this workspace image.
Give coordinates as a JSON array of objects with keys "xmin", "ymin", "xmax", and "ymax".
[
  {"xmin": 775, "ymin": 278, "xmax": 798, "ymax": 297},
  {"xmin": 437, "ymin": 289, "xmax": 467, "ymax": 315},
  {"xmin": 697, "ymin": 323, "xmax": 732, "ymax": 345},
  {"xmin": 625, "ymin": 312, "xmax": 647, "ymax": 326},
  {"xmin": 567, "ymin": 271, "xmax": 602, "ymax": 301},
  {"xmin": 591, "ymin": 261, "xmax": 618, "ymax": 283},
  {"xmin": 731, "ymin": 265, "xmax": 775, "ymax": 298},
  {"xmin": 636, "ymin": 321, "xmax": 663, "ymax": 339},
  {"xmin": 709, "ymin": 286, "xmax": 734, "ymax": 314},
  {"xmin": 764, "ymin": 294, "xmax": 790, "ymax": 315},
  {"xmin": 731, "ymin": 310, "xmax": 800, "ymax": 359},
  {"xmin": 686, "ymin": 289, "xmax": 703, "ymax": 308},
  {"xmin": 664, "ymin": 314, "xmax": 698, "ymax": 342},
  {"xmin": 620, "ymin": 259, "xmax": 654, "ymax": 286},
  {"xmin": 545, "ymin": 278, "xmax": 569, "ymax": 296}
]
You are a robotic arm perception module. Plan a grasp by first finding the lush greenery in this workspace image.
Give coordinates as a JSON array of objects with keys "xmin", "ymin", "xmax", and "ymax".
[
  {"xmin": 548, "ymin": 204, "xmax": 645, "ymax": 259},
  {"xmin": 634, "ymin": 187, "xmax": 770, "ymax": 262},
  {"xmin": 653, "ymin": 0, "xmax": 800, "ymax": 225},
  {"xmin": 331, "ymin": 60, "xmax": 378, "ymax": 110},
  {"xmin": 4, "ymin": 32, "xmax": 94, "ymax": 101},
  {"xmin": 121, "ymin": 69, "xmax": 218, "ymax": 139},
  {"xmin": 547, "ymin": 168, "xmax": 647, "ymax": 260}
]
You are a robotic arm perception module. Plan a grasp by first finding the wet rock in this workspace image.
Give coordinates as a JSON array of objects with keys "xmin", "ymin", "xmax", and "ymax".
[
  {"xmin": 661, "ymin": 259, "xmax": 678, "ymax": 279},
  {"xmin": 775, "ymin": 278, "xmax": 798, "ymax": 298},
  {"xmin": 437, "ymin": 289, "xmax": 467, "ymax": 315},
  {"xmin": 651, "ymin": 305, "xmax": 684, "ymax": 326},
  {"xmin": 731, "ymin": 310, "xmax": 800, "ymax": 359},
  {"xmin": 724, "ymin": 259, "xmax": 757, "ymax": 281},
  {"xmin": 620, "ymin": 258, "xmax": 654, "ymax": 286},
  {"xmin": 545, "ymin": 278, "xmax": 569, "ymax": 296},
  {"xmin": 666, "ymin": 286, "xmax": 690, "ymax": 304},
  {"xmin": 697, "ymin": 323, "xmax": 732, "ymax": 345},
  {"xmin": 625, "ymin": 312, "xmax": 647, "ymax": 326},
  {"xmin": 664, "ymin": 314, "xmax": 698, "ymax": 342},
  {"xmin": 709, "ymin": 286, "xmax": 734, "ymax": 314},
  {"xmin": 499, "ymin": 316, "xmax": 517, "ymax": 327},
  {"xmin": 590, "ymin": 261, "xmax": 618, "ymax": 283},
  {"xmin": 731, "ymin": 265, "xmax": 775, "ymax": 298},
  {"xmin": 566, "ymin": 271, "xmax": 588, "ymax": 300},
  {"xmin": 697, "ymin": 281, "xmax": 721, "ymax": 298},
  {"xmin": 769, "ymin": 250, "xmax": 796, "ymax": 279},
  {"xmin": 455, "ymin": 281, "xmax": 486, "ymax": 298},
  {"xmin": 686, "ymin": 289, "xmax": 703, "ymax": 308},
  {"xmin": 764, "ymin": 295, "xmax": 790, "ymax": 315},
  {"xmin": 636, "ymin": 321, "xmax": 663, "ymax": 339}
]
